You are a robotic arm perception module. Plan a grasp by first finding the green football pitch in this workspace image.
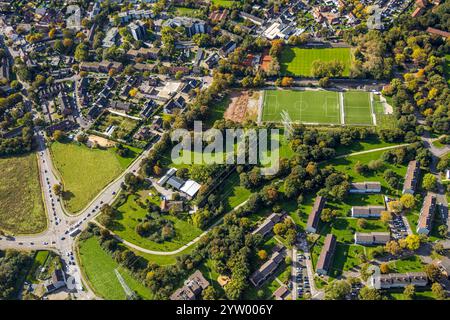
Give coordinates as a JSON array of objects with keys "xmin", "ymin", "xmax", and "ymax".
[
  {"xmin": 261, "ymin": 90, "xmax": 374, "ymax": 126},
  {"xmin": 343, "ymin": 91, "xmax": 373, "ymax": 125},
  {"xmin": 262, "ymin": 90, "xmax": 341, "ymax": 124},
  {"xmin": 280, "ymin": 47, "xmax": 352, "ymax": 77}
]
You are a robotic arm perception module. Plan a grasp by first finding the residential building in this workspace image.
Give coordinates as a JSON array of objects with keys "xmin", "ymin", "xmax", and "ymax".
[
  {"xmin": 273, "ymin": 286, "xmax": 291, "ymax": 300},
  {"xmin": 129, "ymin": 21, "xmax": 146, "ymax": 41},
  {"xmin": 251, "ymin": 213, "xmax": 285, "ymax": 239},
  {"xmin": 416, "ymin": 194, "xmax": 436, "ymax": 235},
  {"xmin": 375, "ymin": 272, "xmax": 428, "ymax": 289},
  {"xmin": 209, "ymin": 10, "xmax": 228, "ymax": 23},
  {"xmin": 403, "ymin": 160, "xmax": 420, "ymax": 194},
  {"xmin": 45, "ymin": 269, "xmax": 66, "ymax": 293},
  {"xmin": 354, "ymin": 232, "xmax": 390, "ymax": 245},
  {"xmin": 426, "ymin": 27, "xmax": 450, "ymax": 38},
  {"xmin": 239, "ymin": 12, "xmax": 264, "ymax": 26},
  {"xmin": 306, "ymin": 196, "xmax": 326, "ymax": 233},
  {"xmin": 219, "ymin": 41, "xmax": 237, "ymax": 57},
  {"xmin": 127, "ymin": 47, "xmax": 161, "ymax": 60},
  {"xmin": 349, "ymin": 182, "xmax": 381, "ymax": 194},
  {"xmin": 316, "ymin": 234, "xmax": 336, "ymax": 276},
  {"xmin": 250, "ymin": 247, "xmax": 285, "ymax": 287},
  {"xmin": 103, "ymin": 27, "xmax": 119, "ymax": 48},
  {"xmin": 163, "ymin": 17, "xmax": 207, "ymax": 37},
  {"xmin": 351, "ymin": 206, "xmax": 385, "ymax": 218},
  {"xmin": 170, "ymin": 270, "xmax": 209, "ymax": 300}
]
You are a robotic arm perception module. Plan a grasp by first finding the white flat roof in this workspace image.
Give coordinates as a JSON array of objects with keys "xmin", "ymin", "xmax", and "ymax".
[{"xmin": 180, "ymin": 180, "xmax": 201, "ymax": 197}]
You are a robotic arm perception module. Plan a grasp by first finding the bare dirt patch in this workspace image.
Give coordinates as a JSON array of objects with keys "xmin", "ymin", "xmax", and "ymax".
[
  {"xmin": 88, "ymin": 135, "xmax": 116, "ymax": 148},
  {"xmin": 224, "ymin": 91, "xmax": 260, "ymax": 123}
]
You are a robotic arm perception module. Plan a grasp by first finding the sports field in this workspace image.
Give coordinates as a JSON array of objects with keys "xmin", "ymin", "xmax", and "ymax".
[
  {"xmin": 262, "ymin": 90, "xmax": 341, "ymax": 124},
  {"xmin": 261, "ymin": 89, "xmax": 374, "ymax": 126},
  {"xmin": 343, "ymin": 91, "xmax": 373, "ymax": 125},
  {"xmin": 78, "ymin": 236, "xmax": 153, "ymax": 300},
  {"xmin": 280, "ymin": 47, "xmax": 352, "ymax": 77}
]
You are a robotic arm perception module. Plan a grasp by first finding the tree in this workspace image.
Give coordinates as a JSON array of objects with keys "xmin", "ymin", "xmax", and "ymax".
[
  {"xmin": 424, "ymin": 264, "xmax": 442, "ymax": 282},
  {"xmin": 431, "ymin": 282, "xmax": 447, "ymax": 300},
  {"xmin": 202, "ymin": 286, "xmax": 216, "ymax": 300},
  {"xmin": 384, "ymin": 240, "xmax": 402, "ymax": 256},
  {"xmin": 74, "ymin": 43, "xmax": 89, "ymax": 62},
  {"xmin": 358, "ymin": 286, "xmax": 382, "ymax": 300},
  {"xmin": 52, "ymin": 130, "xmax": 65, "ymax": 142},
  {"xmin": 318, "ymin": 77, "xmax": 330, "ymax": 88},
  {"xmin": 380, "ymin": 211, "xmax": 392, "ymax": 223},
  {"xmin": 280, "ymin": 77, "xmax": 293, "ymax": 87},
  {"xmin": 422, "ymin": 173, "xmax": 437, "ymax": 191},
  {"xmin": 400, "ymin": 193, "xmax": 415, "ymax": 209},
  {"xmin": 380, "ymin": 263, "xmax": 390, "ymax": 274},
  {"xmin": 257, "ymin": 250, "xmax": 268, "ymax": 260},
  {"xmin": 388, "ymin": 201, "xmax": 403, "ymax": 214},
  {"xmin": 324, "ymin": 280, "xmax": 351, "ymax": 300},
  {"xmin": 53, "ymin": 184, "xmax": 63, "ymax": 196},
  {"xmin": 405, "ymin": 234, "xmax": 420, "ymax": 251},
  {"xmin": 438, "ymin": 225, "xmax": 448, "ymax": 238},
  {"xmin": 403, "ymin": 284, "xmax": 415, "ymax": 300},
  {"xmin": 357, "ymin": 218, "xmax": 368, "ymax": 229},
  {"xmin": 321, "ymin": 208, "xmax": 337, "ymax": 223}
]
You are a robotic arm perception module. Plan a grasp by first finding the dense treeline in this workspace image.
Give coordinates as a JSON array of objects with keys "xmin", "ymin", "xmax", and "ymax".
[{"xmin": 0, "ymin": 250, "xmax": 33, "ymax": 299}]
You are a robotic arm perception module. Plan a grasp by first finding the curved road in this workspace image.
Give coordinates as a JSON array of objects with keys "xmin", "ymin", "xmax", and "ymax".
[
  {"xmin": 0, "ymin": 133, "xmax": 430, "ymax": 298},
  {"xmin": 0, "ymin": 130, "xmax": 159, "ymax": 298}
]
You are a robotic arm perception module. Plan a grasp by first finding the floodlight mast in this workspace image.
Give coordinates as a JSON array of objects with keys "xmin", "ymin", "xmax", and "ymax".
[{"xmin": 281, "ymin": 110, "xmax": 294, "ymax": 140}]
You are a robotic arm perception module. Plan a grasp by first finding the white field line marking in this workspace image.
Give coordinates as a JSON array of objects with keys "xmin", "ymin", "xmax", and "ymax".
[{"xmin": 369, "ymin": 92, "xmax": 377, "ymax": 126}]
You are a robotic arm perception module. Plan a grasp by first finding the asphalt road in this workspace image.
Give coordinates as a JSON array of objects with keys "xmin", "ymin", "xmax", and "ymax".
[{"xmin": 0, "ymin": 130, "xmax": 158, "ymax": 298}]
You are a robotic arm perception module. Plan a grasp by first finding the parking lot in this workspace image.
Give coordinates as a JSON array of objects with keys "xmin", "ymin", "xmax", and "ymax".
[{"xmin": 390, "ymin": 214, "xmax": 408, "ymax": 239}]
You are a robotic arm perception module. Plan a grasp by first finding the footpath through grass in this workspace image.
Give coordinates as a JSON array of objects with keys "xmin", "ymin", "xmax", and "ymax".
[
  {"xmin": 110, "ymin": 194, "xmax": 203, "ymax": 252},
  {"xmin": 78, "ymin": 236, "xmax": 153, "ymax": 300},
  {"xmin": 50, "ymin": 141, "xmax": 140, "ymax": 213},
  {"xmin": 0, "ymin": 154, "xmax": 46, "ymax": 234}
]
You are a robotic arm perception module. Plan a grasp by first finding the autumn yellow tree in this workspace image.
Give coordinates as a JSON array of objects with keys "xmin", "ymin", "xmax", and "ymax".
[
  {"xmin": 380, "ymin": 263, "xmax": 390, "ymax": 274},
  {"xmin": 400, "ymin": 194, "xmax": 415, "ymax": 209},
  {"xmin": 257, "ymin": 250, "xmax": 268, "ymax": 260},
  {"xmin": 281, "ymin": 77, "xmax": 293, "ymax": 87}
]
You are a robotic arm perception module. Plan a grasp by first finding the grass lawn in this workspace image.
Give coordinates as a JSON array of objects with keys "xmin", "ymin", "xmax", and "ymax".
[
  {"xmin": 328, "ymin": 243, "xmax": 365, "ymax": 278},
  {"xmin": 78, "ymin": 236, "xmax": 153, "ymax": 300},
  {"xmin": 334, "ymin": 135, "xmax": 399, "ymax": 156},
  {"xmin": 110, "ymin": 194, "xmax": 203, "ymax": 251},
  {"xmin": 212, "ymin": 0, "xmax": 238, "ymax": 8},
  {"xmin": 51, "ymin": 141, "xmax": 140, "ymax": 213},
  {"xmin": 324, "ymin": 149, "xmax": 407, "ymax": 197},
  {"xmin": 386, "ymin": 289, "xmax": 436, "ymax": 300},
  {"xmin": 262, "ymin": 89, "xmax": 341, "ymax": 124},
  {"xmin": 280, "ymin": 47, "xmax": 352, "ymax": 77},
  {"xmin": 216, "ymin": 171, "xmax": 252, "ymax": 211},
  {"xmin": 129, "ymin": 244, "xmax": 195, "ymax": 266},
  {"xmin": 388, "ymin": 255, "xmax": 424, "ymax": 273},
  {"xmin": 0, "ymin": 154, "xmax": 46, "ymax": 234},
  {"xmin": 343, "ymin": 91, "xmax": 373, "ymax": 125},
  {"xmin": 206, "ymin": 96, "xmax": 230, "ymax": 127},
  {"xmin": 26, "ymin": 251, "xmax": 51, "ymax": 284}
]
